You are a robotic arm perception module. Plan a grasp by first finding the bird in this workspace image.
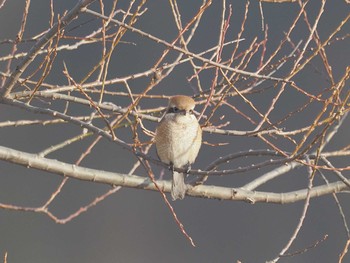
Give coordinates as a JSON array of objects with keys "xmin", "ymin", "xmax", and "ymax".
[{"xmin": 155, "ymin": 95, "xmax": 202, "ymax": 200}]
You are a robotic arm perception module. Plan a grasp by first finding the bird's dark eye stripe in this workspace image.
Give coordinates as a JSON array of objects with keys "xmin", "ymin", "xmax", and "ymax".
[
  {"xmin": 167, "ymin": 107, "xmax": 179, "ymax": 113},
  {"xmin": 167, "ymin": 107, "xmax": 195, "ymax": 114}
]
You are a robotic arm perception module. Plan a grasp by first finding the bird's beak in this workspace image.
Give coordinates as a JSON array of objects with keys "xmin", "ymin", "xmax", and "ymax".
[{"xmin": 179, "ymin": 109, "xmax": 187, "ymax": 115}]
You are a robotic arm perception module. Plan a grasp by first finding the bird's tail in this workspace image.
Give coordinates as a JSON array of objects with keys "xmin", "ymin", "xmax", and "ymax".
[{"xmin": 171, "ymin": 171, "xmax": 186, "ymax": 200}]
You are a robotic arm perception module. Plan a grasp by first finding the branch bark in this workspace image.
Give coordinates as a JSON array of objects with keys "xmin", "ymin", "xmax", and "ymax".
[{"xmin": 0, "ymin": 145, "xmax": 347, "ymax": 203}]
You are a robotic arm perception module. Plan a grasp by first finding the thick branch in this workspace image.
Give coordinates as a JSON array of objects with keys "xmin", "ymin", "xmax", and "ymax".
[{"xmin": 0, "ymin": 145, "xmax": 347, "ymax": 203}]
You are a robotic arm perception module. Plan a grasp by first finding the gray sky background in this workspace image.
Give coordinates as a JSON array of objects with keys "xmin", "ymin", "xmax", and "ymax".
[{"xmin": 0, "ymin": 0, "xmax": 349, "ymax": 262}]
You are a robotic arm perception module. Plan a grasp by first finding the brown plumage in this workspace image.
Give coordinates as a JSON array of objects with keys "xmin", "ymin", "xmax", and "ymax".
[{"xmin": 155, "ymin": 95, "xmax": 202, "ymax": 200}]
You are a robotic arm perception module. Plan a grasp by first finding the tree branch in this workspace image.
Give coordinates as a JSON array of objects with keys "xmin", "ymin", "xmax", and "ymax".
[
  {"xmin": 0, "ymin": 0, "xmax": 97, "ymax": 97},
  {"xmin": 0, "ymin": 145, "xmax": 347, "ymax": 203}
]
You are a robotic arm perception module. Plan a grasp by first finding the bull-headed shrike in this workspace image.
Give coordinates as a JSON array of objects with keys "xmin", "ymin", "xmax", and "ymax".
[{"xmin": 155, "ymin": 95, "xmax": 202, "ymax": 200}]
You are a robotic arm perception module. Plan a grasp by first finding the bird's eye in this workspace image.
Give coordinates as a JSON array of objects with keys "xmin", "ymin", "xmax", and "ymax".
[
  {"xmin": 189, "ymin": 109, "xmax": 194, "ymax": 114},
  {"xmin": 168, "ymin": 107, "xmax": 179, "ymax": 113}
]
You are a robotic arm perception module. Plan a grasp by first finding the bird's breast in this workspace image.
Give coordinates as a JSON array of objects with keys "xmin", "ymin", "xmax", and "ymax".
[{"xmin": 155, "ymin": 116, "xmax": 201, "ymax": 168}]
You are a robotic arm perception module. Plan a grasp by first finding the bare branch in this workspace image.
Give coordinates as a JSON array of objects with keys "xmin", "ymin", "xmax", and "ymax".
[{"xmin": 0, "ymin": 145, "xmax": 348, "ymax": 203}]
